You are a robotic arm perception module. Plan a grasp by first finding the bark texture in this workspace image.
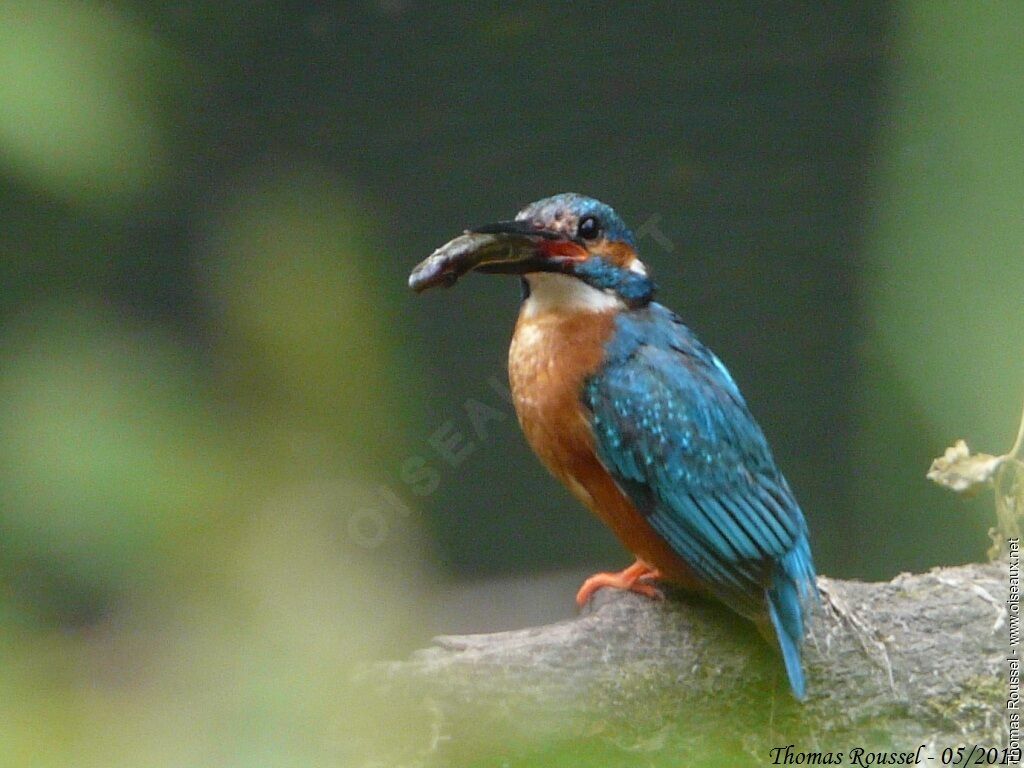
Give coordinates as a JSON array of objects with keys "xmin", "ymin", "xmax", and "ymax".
[{"xmin": 367, "ymin": 561, "xmax": 1015, "ymax": 766}]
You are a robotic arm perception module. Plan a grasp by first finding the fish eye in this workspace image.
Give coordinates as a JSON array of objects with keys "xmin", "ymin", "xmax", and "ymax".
[{"xmin": 577, "ymin": 215, "xmax": 602, "ymax": 241}]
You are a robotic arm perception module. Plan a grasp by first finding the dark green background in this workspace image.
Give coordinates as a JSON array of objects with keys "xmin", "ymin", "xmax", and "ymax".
[{"xmin": 0, "ymin": 2, "xmax": 1020, "ymax": 763}]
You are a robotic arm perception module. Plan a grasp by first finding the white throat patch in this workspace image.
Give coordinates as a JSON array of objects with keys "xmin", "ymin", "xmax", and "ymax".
[{"xmin": 521, "ymin": 273, "xmax": 623, "ymax": 318}]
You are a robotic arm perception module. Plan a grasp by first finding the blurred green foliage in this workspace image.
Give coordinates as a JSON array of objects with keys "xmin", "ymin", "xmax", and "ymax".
[
  {"xmin": 854, "ymin": 0, "xmax": 1024, "ymax": 572},
  {"xmin": 0, "ymin": 3, "xmax": 432, "ymax": 764},
  {"xmin": 0, "ymin": 0, "xmax": 1020, "ymax": 765},
  {"xmin": 0, "ymin": 0, "xmax": 172, "ymax": 209}
]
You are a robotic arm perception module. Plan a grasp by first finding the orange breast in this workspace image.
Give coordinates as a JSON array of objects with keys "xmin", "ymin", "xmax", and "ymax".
[{"xmin": 508, "ymin": 307, "xmax": 701, "ymax": 590}]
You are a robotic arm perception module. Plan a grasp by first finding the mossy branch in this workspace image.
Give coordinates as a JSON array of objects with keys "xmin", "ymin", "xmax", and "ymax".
[{"xmin": 365, "ymin": 561, "xmax": 1013, "ymax": 766}]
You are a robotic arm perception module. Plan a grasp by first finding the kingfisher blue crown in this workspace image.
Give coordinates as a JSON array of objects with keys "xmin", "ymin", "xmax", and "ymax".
[{"xmin": 515, "ymin": 193, "xmax": 638, "ymax": 248}]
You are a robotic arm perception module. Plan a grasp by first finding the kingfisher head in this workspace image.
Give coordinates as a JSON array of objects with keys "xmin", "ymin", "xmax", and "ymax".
[{"xmin": 409, "ymin": 193, "xmax": 655, "ymax": 309}]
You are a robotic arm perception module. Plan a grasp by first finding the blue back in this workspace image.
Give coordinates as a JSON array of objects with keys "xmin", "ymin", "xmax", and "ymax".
[{"xmin": 582, "ymin": 303, "xmax": 818, "ymax": 697}]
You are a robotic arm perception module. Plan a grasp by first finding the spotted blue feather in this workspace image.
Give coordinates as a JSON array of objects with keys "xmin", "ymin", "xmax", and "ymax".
[{"xmin": 582, "ymin": 303, "xmax": 818, "ymax": 698}]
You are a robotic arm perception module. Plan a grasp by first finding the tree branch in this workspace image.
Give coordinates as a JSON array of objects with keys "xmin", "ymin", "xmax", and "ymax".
[{"xmin": 366, "ymin": 561, "xmax": 1013, "ymax": 765}]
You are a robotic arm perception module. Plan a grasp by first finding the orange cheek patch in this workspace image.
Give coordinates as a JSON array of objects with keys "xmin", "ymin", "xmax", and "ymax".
[{"xmin": 593, "ymin": 240, "xmax": 638, "ymax": 268}]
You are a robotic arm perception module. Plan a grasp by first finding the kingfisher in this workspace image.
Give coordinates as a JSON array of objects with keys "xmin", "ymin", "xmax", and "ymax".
[{"xmin": 408, "ymin": 193, "xmax": 818, "ymax": 699}]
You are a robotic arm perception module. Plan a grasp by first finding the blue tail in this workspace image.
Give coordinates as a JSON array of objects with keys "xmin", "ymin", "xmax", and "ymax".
[{"xmin": 765, "ymin": 537, "xmax": 817, "ymax": 699}]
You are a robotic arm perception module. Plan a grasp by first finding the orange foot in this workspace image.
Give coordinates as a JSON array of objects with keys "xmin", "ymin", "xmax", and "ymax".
[{"xmin": 575, "ymin": 559, "xmax": 665, "ymax": 607}]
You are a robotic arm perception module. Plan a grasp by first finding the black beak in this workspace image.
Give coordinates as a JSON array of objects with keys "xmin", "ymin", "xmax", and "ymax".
[{"xmin": 408, "ymin": 221, "xmax": 584, "ymax": 292}]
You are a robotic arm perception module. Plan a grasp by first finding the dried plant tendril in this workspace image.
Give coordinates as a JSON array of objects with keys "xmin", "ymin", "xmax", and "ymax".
[{"xmin": 928, "ymin": 395, "xmax": 1024, "ymax": 559}]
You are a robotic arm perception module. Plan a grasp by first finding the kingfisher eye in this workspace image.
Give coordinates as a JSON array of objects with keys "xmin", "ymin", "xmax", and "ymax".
[{"xmin": 576, "ymin": 215, "xmax": 602, "ymax": 241}]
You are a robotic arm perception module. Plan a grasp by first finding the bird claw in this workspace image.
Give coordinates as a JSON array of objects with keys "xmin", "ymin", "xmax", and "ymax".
[{"xmin": 576, "ymin": 560, "xmax": 665, "ymax": 607}]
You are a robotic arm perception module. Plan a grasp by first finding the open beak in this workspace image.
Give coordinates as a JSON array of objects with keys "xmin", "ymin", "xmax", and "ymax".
[{"xmin": 409, "ymin": 221, "xmax": 586, "ymax": 292}]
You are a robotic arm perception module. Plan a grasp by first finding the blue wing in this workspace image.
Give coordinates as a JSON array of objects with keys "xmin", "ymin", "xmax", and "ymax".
[{"xmin": 582, "ymin": 304, "xmax": 817, "ymax": 697}]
